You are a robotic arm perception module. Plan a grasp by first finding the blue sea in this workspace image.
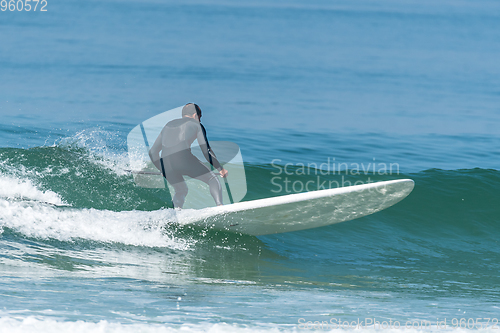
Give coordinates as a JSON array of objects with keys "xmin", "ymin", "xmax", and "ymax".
[{"xmin": 1, "ymin": 0, "xmax": 499, "ymax": 332}]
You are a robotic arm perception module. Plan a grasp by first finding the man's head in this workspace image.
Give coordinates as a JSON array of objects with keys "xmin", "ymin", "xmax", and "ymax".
[{"xmin": 182, "ymin": 103, "xmax": 202, "ymax": 120}]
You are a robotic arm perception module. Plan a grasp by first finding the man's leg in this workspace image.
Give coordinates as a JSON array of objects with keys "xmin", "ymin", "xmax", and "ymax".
[
  {"xmin": 196, "ymin": 170, "xmax": 223, "ymax": 206},
  {"xmin": 184, "ymin": 160, "xmax": 223, "ymax": 206},
  {"xmin": 161, "ymin": 158, "xmax": 188, "ymax": 208},
  {"xmin": 171, "ymin": 181, "xmax": 188, "ymax": 208}
]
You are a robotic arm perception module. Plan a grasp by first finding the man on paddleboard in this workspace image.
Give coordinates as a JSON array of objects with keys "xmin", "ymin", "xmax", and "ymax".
[{"xmin": 148, "ymin": 103, "xmax": 228, "ymax": 208}]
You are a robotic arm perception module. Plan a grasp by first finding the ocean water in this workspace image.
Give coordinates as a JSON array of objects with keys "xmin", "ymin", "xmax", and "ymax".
[{"xmin": 1, "ymin": 0, "xmax": 500, "ymax": 332}]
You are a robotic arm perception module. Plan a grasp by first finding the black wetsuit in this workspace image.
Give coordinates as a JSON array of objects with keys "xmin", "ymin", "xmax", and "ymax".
[{"xmin": 148, "ymin": 117, "xmax": 223, "ymax": 208}]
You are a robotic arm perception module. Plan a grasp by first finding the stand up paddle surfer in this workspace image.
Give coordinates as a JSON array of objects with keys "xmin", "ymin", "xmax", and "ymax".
[{"xmin": 148, "ymin": 103, "xmax": 228, "ymax": 208}]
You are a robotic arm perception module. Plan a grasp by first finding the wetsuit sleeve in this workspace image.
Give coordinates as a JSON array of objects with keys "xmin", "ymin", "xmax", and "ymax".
[
  {"xmin": 148, "ymin": 130, "xmax": 163, "ymax": 171},
  {"xmin": 197, "ymin": 124, "xmax": 223, "ymax": 171}
]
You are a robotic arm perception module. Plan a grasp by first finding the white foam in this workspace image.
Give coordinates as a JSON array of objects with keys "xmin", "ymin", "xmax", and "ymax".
[
  {"xmin": 0, "ymin": 198, "xmax": 193, "ymax": 250},
  {"xmin": 0, "ymin": 317, "xmax": 284, "ymax": 333},
  {"xmin": 0, "ymin": 316, "xmax": 498, "ymax": 333},
  {"xmin": 55, "ymin": 128, "xmax": 131, "ymax": 176},
  {"xmin": 0, "ymin": 175, "xmax": 65, "ymax": 206}
]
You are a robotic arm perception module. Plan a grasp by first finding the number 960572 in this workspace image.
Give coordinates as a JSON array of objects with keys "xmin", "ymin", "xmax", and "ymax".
[{"xmin": 1, "ymin": 0, "xmax": 48, "ymax": 11}]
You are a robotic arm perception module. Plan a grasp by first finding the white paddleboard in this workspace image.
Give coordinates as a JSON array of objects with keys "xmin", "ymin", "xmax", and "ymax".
[{"xmin": 175, "ymin": 179, "xmax": 414, "ymax": 236}]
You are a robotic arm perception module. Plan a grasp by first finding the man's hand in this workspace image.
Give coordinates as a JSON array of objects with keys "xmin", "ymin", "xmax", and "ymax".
[{"xmin": 219, "ymin": 168, "xmax": 228, "ymax": 178}]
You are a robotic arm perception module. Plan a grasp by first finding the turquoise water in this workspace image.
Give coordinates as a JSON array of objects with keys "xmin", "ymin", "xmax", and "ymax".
[{"xmin": 1, "ymin": 0, "xmax": 500, "ymax": 332}]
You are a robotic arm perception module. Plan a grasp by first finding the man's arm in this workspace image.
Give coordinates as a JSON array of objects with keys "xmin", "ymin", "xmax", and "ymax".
[{"xmin": 197, "ymin": 124, "xmax": 223, "ymax": 172}]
